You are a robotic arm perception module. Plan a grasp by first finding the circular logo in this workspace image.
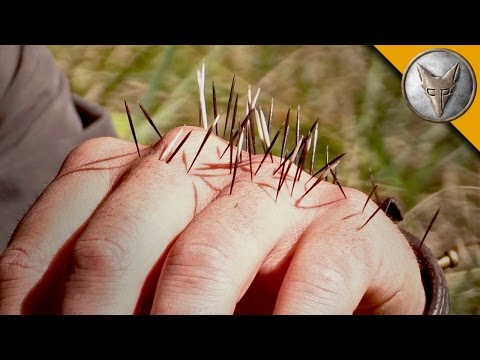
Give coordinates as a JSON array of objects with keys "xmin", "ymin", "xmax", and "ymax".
[{"xmin": 402, "ymin": 48, "xmax": 476, "ymax": 123}]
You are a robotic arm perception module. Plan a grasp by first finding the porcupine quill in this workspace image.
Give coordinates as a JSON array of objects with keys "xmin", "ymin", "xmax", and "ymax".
[
  {"xmin": 292, "ymin": 118, "xmax": 320, "ymax": 190},
  {"xmin": 296, "ymin": 105, "xmax": 300, "ymax": 146},
  {"xmin": 247, "ymin": 87, "xmax": 260, "ymax": 155},
  {"xmin": 223, "ymin": 75, "xmax": 236, "ymax": 138},
  {"xmin": 229, "ymin": 94, "xmax": 239, "ymax": 174},
  {"xmin": 310, "ymin": 122, "xmax": 319, "ymax": 175},
  {"xmin": 369, "ymin": 168, "xmax": 381, "ymax": 204},
  {"xmin": 279, "ymin": 107, "xmax": 291, "ymax": 161},
  {"xmin": 226, "ymin": 109, "xmax": 255, "ymax": 194},
  {"xmin": 267, "ymin": 98, "xmax": 274, "ymax": 135},
  {"xmin": 298, "ymin": 119, "xmax": 318, "ymax": 181},
  {"xmin": 273, "ymin": 146, "xmax": 297, "ymax": 176},
  {"xmin": 419, "ymin": 207, "xmax": 441, "ymax": 249},
  {"xmin": 254, "ymin": 106, "xmax": 268, "ymax": 155},
  {"xmin": 166, "ymin": 130, "xmax": 193, "ymax": 164},
  {"xmin": 230, "ymin": 124, "xmax": 246, "ymax": 195},
  {"xmin": 277, "ymin": 135, "xmax": 304, "ymax": 198},
  {"xmin": 188, "ymin": 114, "xmax": 221, "ymax": 172},
  {"xmin": 297, "ymin": 137, "xmax": 311, "ymax": 182},
  {"xmin": 368, "ymin": 168, "xmax": 404, "ymax": 222},
  {"xmin": 212, "ymin": 81, "xmax": 218, "ymax": 136},
  {"xmin": 358, "ymin": 198, "xmax": 393, "ymax": 230},
  {"xmin": 295, "ymin": 122, "xmax": 338, "ymax": 198},
  {"xmin": 362, "ymin": 184, "xmax": 378, "ymax": 213},
  {"xmin": 259, "ymin": 106, "xmax": 273, "ymax": 162},
  {"xmin": 255, "ymin": 122, "xmax": 285, "ymax": 175},
  {"xmin": 159, "ymin": 125, "xmax": 186, "ymax": 161},
  {"xmin": 138, "ymin": 101, "xmax": 162, "ymax": 139},
  {"xmin": 291, "ymin": 135, "xmax": 311, "ymax": 196},
  {"xmin": 300, "ymin": 152, "xmax": 347, "ymax": 199},
  {"xmin": 271, "ymin": 110, "xmax": 294, "ymax": 176},
  {"xmin": 221, "ymin": 108, "xmax": 255, "ymax": 159},
  {"xmin": 124, "ymin": 100, "xmax": 140, "ymax": 158},
  {"xmin": 246, "ymin": 121, "xmax": 254, "ymax": 181},
  {"xmin": 310, "ymin": 150, "xmax": 344, "ymax": 179},
  {"xmin": 325, "ymin": 145, "xmax": 329, "ymax": 182},
  {"xmin": 325, "ymin": 145, "xmax": 338, "ymax": 185},
  {"xmin": 275, "ymin": 149, "xmax": 288, "ymax": 202},
  {"xmin": 328, "ymin": 166, "xmax": 347, "ymax": 199},
  {"xmin": 197, "ymin": 62, "xmax": 208, "ymax": 130}
]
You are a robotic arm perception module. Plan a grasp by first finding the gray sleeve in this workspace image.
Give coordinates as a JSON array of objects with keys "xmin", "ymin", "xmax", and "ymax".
[{"xmin": 0, "ymin": 45, "xmax": 117, "ymax": 252}]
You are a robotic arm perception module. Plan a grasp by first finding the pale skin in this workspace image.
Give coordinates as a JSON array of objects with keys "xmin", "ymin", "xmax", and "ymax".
[{"xmin": 0, "ymin": 126, "xmax": 425, "ymax": 314}]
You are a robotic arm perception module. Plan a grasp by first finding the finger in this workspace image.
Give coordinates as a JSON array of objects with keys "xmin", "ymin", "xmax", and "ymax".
[
  {"xmin": 0, "ymin": 137, "xmax": 142, "ymax": 314},
  {"xmin": 273, "ymin": 189, "xmax": 426, "ymax": 315},
  {"xmin": 150, "ymin": 158, "xmax": 336, "ymax": 315},
  {"xmin": 61, "ymin": 126, "xmax": 234, "ymax": 314}
]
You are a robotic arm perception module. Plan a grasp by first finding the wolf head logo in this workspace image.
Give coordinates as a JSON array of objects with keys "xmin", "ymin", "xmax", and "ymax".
[{"xmin": 417, "ymin": 62, "xmax": 460, "ymax": 117}]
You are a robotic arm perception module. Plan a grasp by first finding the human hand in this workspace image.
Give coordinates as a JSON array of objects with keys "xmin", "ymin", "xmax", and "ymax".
[{"xmin": 0, "ymin": 126, "xmax": 425, "ymax": 314}]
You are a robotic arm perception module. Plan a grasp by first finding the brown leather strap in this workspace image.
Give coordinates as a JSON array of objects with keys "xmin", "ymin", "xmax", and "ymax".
[{"xmin": 401, "ymin": 230, "xmax": 450, "ymax": 315}]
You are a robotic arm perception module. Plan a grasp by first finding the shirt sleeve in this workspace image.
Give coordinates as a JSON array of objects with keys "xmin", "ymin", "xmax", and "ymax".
[{"xmin": 0, "ymin": 45, "xmax": 117, "ymax": 252}]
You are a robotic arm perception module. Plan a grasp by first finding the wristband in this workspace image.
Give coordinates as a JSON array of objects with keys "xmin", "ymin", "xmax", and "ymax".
[{"xmin": 401, "ymin": 230, "xmax": 450, "ymax": 315}]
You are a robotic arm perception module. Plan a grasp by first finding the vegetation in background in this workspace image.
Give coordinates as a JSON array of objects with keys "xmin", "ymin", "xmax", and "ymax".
[{"xmin": 49, "ymin": 45, "xmax": 480, "ymax": 314}]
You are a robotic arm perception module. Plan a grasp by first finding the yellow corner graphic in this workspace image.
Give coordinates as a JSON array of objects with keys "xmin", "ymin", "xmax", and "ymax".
[{"xmin": 375, "ymin": 45, "xmax": 479, "ymax": 152}]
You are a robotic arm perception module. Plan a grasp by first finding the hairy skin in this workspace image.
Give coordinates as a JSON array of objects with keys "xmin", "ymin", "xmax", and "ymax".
[{"xmin": 0, "ymin": 126, "xmax": 425, "ymax": 315}]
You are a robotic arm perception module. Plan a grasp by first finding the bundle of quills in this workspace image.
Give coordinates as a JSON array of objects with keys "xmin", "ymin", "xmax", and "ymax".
[{"xmin": 123, "ymin": 62, "xmax": 459, "ymax": 270}]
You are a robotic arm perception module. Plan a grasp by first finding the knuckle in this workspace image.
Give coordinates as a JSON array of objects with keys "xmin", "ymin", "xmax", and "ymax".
[
  {"xmin": 253, "ymin": 154, "xmax": 281, "ymax": 177},
  {"xmin": 164, "ymin": 240, "xmax": 231, "ymax": 290},
  {"xmin": 0, "ymin": 246, "xmax": 40, "ymax": 283},
  {"xmin": 293, "ymin": 258, "xmax": 349, "ymax": 294},
  {"xmin": 290, "ymin": 286, "xmax": 342, "ymax": 314},
  {"xmin": 73, "ymin": 231, "xmax": 133, "ymax": 273},
  {"xmin": 155, "ymin": 126, "xmax": 229, "ymax": 163},
  {"xmin": 156, "ymin": 126, "xmax": 203, "ymax": 152},
  {"xmin": 288, "ymin": 261, "xmax": 354, "ymax": 311},
  {"xmin": 59, "ymin": 137, "xmax": 120, "ymax": 173},
  {"xmin": 337, "ymin": 188, "xmax": 389, "ymax": 267},
  {"xmin": 342, "ymin": 187, "xmax": 370, "ymax": 212},
  {"xmin": 245, "ymin": 154, "xmax": 293, "ymax": 191},
  {"xmin": 163, "ymin": 126, "xmax": 192, "ymax": 141}
]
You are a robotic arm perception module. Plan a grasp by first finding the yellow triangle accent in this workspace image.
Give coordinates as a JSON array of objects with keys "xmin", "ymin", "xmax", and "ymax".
[{"xmin": 375, "ymin": 45, "xmax": 479, "ymax": 151}]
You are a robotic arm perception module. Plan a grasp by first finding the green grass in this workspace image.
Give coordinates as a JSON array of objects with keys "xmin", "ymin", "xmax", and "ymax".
[{"xmin": 49, "ymin": 45, "xmax": 480, "ymax": 314}]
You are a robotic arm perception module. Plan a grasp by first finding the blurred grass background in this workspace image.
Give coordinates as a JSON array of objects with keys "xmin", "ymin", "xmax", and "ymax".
[{"xmin": 49, "ymin": 45, "xmax": 480, "ymax": 314}]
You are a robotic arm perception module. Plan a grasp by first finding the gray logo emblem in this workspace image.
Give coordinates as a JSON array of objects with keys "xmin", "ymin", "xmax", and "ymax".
[{"xmin": 402, "ymin": 49, "xmax": 476, "ymax": 122}]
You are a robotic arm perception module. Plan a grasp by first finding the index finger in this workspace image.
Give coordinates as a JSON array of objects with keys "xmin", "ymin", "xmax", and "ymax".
[{"xmin": 0, "ymin": 137, "xmax": 142, "ymax": 314}]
